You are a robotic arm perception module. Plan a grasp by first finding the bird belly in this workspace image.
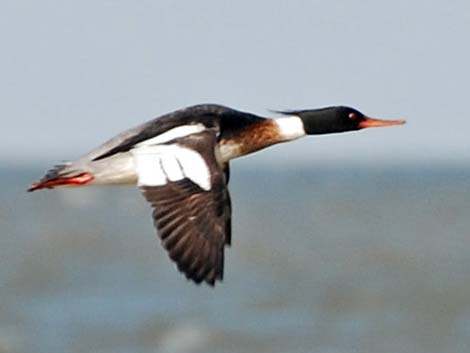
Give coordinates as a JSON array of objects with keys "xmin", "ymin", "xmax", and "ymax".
[{"xmin": 87, "ymin": 152, "xmax": 138, "ymax": 185}]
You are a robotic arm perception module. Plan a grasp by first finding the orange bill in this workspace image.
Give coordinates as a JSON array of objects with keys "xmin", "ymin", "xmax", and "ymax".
[{"xmin": 359, "ymin": 117, "xmax": 406, "ymax": 128}]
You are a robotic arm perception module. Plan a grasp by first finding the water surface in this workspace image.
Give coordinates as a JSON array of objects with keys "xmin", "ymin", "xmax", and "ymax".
[{"xmin": 1, "ymin": 164, "xmax": 469, "ymax": 353}]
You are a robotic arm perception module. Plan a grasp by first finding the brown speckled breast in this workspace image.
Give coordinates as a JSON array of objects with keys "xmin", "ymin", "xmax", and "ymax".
[{"xmin": 218, "ymin": 120, "xmax": 283, "ymax": 161}]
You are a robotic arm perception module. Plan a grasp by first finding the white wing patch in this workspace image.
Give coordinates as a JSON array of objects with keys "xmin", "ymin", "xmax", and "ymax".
[
  {"xmin": 160, "ymin": 154, "xmax": 184, "ymax": 181},
  {"xmin": 136, "ymin": 124, "xmax": 206, "ymax": 146},
  {"xmin": 132, "ymin": 144, "xmax": 211, "ymax": 191}
]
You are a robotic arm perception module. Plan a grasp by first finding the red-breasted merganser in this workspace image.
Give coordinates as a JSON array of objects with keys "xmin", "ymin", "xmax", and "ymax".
[{"xmin": 28, "ymin": 104, "xmax": 405, "ymax": 286}]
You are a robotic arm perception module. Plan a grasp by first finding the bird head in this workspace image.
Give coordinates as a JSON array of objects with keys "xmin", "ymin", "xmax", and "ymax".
[{"xmin": 285, "ymin": 106, "xmax": 405, "ymax": 135}]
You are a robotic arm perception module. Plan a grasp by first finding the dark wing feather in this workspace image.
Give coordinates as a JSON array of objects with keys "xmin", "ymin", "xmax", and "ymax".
[
  {"xmin": 137, "ymin": 129, "xmax": 232, "ymax": 285},
  {"xmin": 223, "ymin": 163, "xmax": 232, "ymax": 246},
  {"xmin": 141, "ymin": 179, "xmax": 231, "ymax": 285}
]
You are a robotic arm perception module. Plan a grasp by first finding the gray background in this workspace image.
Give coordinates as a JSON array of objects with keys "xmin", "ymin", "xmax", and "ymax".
[{"xmin": 2, "ymin": 0, "xmax": 469, "ymax": 165}]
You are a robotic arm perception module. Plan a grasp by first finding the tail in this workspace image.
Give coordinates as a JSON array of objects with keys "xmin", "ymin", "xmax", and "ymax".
[{"xmin": 28, "ymin": 163, "xmax": 94, "ymax": 192}]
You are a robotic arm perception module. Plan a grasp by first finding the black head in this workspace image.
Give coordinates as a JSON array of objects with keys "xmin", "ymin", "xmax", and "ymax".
[{"xmin": 283, "ymin": 106, "xmax": 405, "ymax": 135}]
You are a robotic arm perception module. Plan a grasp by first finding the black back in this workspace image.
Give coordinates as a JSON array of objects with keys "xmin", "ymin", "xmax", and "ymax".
[{"xmin": 93, "ymin": 104, "xmax": 265, "ymax": 161}]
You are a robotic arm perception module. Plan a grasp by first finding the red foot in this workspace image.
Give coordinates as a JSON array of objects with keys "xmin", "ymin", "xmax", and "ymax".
[{"xmin": 28, "ymin": 173, "xmax": 94, "ymax": 192}]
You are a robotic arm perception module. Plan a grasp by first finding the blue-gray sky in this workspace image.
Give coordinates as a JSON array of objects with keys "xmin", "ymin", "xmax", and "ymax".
[{"xmin": 1, "ymin": 0, "xmax": 469, "ymax": 165}]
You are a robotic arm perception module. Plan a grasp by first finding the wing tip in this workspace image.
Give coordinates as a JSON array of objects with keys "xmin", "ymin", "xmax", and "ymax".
[
  {"xmin": 184, "ymin": 265, "xmax": 223, "ymax": 287},
  {"xmin": 181, "ymin": 272, "xmax": 220, "ymax": 287}
]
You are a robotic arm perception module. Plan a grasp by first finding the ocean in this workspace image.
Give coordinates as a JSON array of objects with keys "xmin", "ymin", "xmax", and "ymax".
[{"xmin": 1, "ymin": 164, "xmax": 469, "ymax": 353}]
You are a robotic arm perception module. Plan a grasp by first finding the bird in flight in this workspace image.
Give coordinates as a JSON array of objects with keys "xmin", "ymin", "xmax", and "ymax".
[{"xmin": 29, "ymin": 104, "xmax": 405, "ymax": 286}]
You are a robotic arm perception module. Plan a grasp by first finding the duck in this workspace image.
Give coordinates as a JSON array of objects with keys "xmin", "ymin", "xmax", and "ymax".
[{"xmin": 28, "ymin": 104, "xmax": 405, "ymax": 286}]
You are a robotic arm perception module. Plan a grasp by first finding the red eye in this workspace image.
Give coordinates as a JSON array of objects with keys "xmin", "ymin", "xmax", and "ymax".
[{"xmin": 348, "ymin": 113, "xmax": 357, "ymax": 120}]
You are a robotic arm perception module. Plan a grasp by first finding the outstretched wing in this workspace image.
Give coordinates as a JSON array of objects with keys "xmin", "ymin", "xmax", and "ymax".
[{"xmin": 132, "ymin": 129, "xmax": 231, "ymax": 285}]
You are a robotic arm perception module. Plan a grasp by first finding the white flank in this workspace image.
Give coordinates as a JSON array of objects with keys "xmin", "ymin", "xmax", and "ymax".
[
  {"xmin": 132, "ymin": 144, "xmax": 211, "ymax": 191},
  {"xmin": 136, "ymin": 124, "xmax": 206, "ymax": 146},
  {"xmin": 274, "ymin": 116, "xmax": 306, "ymax": 141},
  {"xmin": 88, "ymin": 152, "xmax": 138, "ymax": 185}
]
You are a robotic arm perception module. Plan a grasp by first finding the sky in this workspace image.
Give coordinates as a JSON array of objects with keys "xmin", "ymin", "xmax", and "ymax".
[{"xmin": 1, "ymin": 0, "xmax": 469, "ymax": 166}]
